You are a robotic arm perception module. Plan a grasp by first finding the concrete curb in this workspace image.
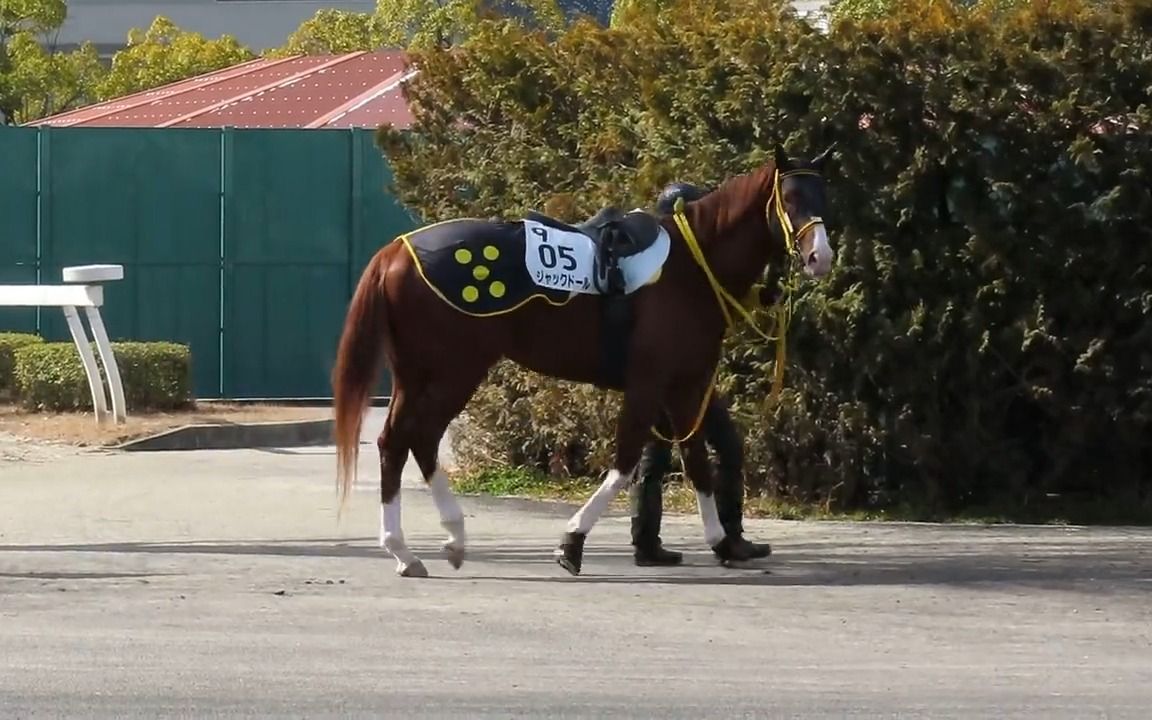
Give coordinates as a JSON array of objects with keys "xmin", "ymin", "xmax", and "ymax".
[{"xmin": 114, "ymin": 418, "xmax": 334, "ymax": 452}]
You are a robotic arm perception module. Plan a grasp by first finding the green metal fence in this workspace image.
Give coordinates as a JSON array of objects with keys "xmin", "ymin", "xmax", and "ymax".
[{"xmin": 0, "ymin": 125, "xmax": 418, "ymax": 399}]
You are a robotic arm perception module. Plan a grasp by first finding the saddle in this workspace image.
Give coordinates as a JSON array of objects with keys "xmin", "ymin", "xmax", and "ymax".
[{"xmin": 524, "ymin": 206, "xmax": 664, "ymax": 295}]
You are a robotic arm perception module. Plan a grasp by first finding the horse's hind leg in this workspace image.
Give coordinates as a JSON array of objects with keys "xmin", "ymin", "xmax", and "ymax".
[
  {"xmin": 407, "ymin": 366, "xmax": 492, "ymax": 571},
  {"xmin": 407, "ymin": 396, "xmax": 474, "ymax": 569},
  {"xmin": 377, "ymin": 386, "xmax": 428, "ymax": 578}
]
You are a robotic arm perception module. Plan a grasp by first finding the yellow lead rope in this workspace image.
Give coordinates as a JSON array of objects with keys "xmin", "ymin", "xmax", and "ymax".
[{"xmin": 650, "ymin": 169, "xmax": 817, "ymax": 444}]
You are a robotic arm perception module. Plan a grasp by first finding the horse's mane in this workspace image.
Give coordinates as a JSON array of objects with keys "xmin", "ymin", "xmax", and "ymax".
[{"xmin": 684, "ymin": 163, "xmax": 776, "ymax": 243}]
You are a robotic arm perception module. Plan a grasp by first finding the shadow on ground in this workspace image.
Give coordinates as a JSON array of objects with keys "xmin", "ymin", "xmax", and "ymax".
[{"xmin": 2, "ymin": 534, "xmax": 1148, "ymax": 592}]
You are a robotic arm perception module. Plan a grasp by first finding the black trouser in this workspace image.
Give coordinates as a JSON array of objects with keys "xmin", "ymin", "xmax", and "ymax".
[{"xmin": 629, "ymin": 394, "xmax": 746, "ymax": 548}]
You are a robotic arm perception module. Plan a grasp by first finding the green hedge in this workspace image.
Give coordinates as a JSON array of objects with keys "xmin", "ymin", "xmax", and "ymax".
[
  {"xmin": 0, "ymin": 332, "xmax": 44, "ymax": 399},
  {"xmin": 381, "ymin": 0, "xmax": 1152, "ymax": 520},
  {"xmin": 13, "ymin": 341, "xmax": 193, "ymax": 412}
]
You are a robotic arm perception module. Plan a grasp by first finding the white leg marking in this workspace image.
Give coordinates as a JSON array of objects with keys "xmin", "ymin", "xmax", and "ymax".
[
  {"xmin": 380, "ymin": 495, "xmax": 427, "ymax": 578},
  {"xmin": 428, "ymin": 465, "xmax": 467, "ymax": 569},
  {"xmin": 695, "ymin": 491, "xmax": 725, "ymax": 548},
  {"xmin": 428, "ymin": 466, "xmax": 465, "ymax": 525},
  {"xmin": 567, "ymin": 468, "xmax": 634, "ymax": 534}
]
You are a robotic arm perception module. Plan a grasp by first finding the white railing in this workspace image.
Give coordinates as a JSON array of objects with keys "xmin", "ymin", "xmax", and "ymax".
[{"xmin": 0, "ymin": 264, "xmax": 127, "ymax": 425}]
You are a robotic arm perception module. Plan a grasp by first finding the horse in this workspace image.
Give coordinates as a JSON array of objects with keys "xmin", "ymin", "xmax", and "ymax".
[{"xmin": 330, "ymin": 143, "xmax": 837, "ymax": 578}]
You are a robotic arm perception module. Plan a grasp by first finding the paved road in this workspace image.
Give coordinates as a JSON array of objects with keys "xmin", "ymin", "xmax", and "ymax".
[{"xmin": 1, "ymin": 428, "xmax": 1151, "ymax": 718}]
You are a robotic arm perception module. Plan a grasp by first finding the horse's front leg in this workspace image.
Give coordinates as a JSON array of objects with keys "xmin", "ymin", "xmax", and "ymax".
[
  {"xmin": 678, "ymin": 434, "xmax": 737, "ymax": 561},
  {"xmin": 554, "ymin": 381, "xmax": 661, "ymax": 576}
]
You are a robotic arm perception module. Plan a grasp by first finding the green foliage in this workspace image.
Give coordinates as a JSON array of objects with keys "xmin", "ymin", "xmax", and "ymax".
[
  {"xmin": 452, "ymin": 464, "xmax": 597, "ymax": 500},
  {"xmin": 826, "ymin": 0, "xmax": 1043, "ymax": 23},
  {"xmin": 0, "ymin": 0, "xmax": 103, "ymax": 123},
  {"xmin": 276, "ymin": 9, "xmax": 388, "ymax": 55},
  {"xmin": 2, "ymin": 10, "xmax": 254, "ymax": 123},
  {"xmin": 276, "ymin": 0, "xmax": 567, "ymax": 55},
  {"xmin": 13, "ymin": 341, "xmax": 193, "ymax": 412},
  {"xmin": 382, "ymin": 0, "xmax": 1152, "ymax": 520},
  {"xmin": 452, "ymin": 360, "xmax": 621, "ymax": 477},
  {"xmin": 374, "ymin": 0, "xmax": 565, "ymax": 49},
  {"xmin": 2, "ymin": 32, "xmax": 103, "ymax": 122},
  {"xmin": 95, "ymin": 17, "xmax": 254, "ymax": 101},
  {"xmin": 608, "ymin": 0, "xmax": 677, "ymax": 26},
  {"xmin": 378, "ymin": 0, "xmax": 810, "ymax": 220},
  {"xmin": 0, "ymin": 332, "xmax": 42, "ymax": 398},
  {"xmin": 2, "ymin": 0, "xmax": 574, "ymax": 123},
  {"xmin": 0, "ymin": 0, "xmax": 65, "ymax": 35}
]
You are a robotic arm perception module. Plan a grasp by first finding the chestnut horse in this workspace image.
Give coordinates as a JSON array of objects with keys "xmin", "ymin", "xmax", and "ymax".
[{"xmin": 331, "ymin": 144, "xmax": 836, "ymax": 577}]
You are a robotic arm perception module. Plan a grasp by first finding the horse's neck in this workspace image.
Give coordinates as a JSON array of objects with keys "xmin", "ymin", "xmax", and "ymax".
[{"xmin": 687, "ymin": 167, "xmax": 778, "ymax": 299}]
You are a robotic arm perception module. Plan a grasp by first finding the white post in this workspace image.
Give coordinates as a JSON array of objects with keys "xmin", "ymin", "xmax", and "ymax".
[
  {"xmin": 61, "ymin": 305, "xmax": 111, "ymax": 424},
  {"xmin": 83, "ymin": 306, "xmax": 127, "ymax": 424},
  {"xmin": 0, "ymin": 264, "xmax": 127, "ymax": 425}
]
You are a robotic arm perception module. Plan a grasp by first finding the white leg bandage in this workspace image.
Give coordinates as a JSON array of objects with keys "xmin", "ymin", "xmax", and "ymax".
[
  {"xmin": 428, "ymin": 465, "xmax": 466, "ymax": 549},
  {"xmin": 567, "ymin": 468, "xmax": 633, "ymax": 534},
  {"xmin": 695, "ymin": 491, "xmax": 725, "ymax": 547},
  {"xmin": 380, "ymin": 496, "xmax": 418, "ymax": 565}
]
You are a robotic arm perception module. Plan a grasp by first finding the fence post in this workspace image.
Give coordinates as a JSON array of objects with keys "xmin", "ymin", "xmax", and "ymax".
[
  {"xmin": 0, "ymin": 264, "xmax": 127, "ymax": 425},
  {"xmin": 62, "ymin": 264, "xmax": 128, "ymax": 424}
]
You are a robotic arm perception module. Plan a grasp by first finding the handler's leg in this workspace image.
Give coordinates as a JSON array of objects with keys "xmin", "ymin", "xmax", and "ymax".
[
  {"xmin": 705, "ymin": 395, "xmax": 772, "ymax": 561},
  {"xmin": 630, "ymin": 428, "xmax": 683, "ymax": 566}
]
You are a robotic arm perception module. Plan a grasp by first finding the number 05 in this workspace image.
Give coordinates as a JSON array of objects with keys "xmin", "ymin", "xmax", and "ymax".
[{"xmin": 538, "ymin": 244, "xmax": 578, "ymax": 271}]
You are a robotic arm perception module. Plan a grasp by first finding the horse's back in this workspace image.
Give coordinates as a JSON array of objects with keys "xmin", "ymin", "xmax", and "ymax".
[{"xmin": 395, "ymin": 216, "xmax": 573, "ymax": 317}]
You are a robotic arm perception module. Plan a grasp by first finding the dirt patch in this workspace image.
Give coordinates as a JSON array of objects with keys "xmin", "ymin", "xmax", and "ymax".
[{"xmin": 0, "ymin": 403, "xmax": 332, "ymax": 448}]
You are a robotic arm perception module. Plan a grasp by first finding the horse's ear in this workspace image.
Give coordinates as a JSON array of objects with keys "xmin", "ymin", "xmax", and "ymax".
[
  {"xmin": 773, "ymin": 144, "xmax": 793, "ymax": 172},
  {"xmin": 812, "ymin": 142, "xmax": 838, "ymax": 172}
]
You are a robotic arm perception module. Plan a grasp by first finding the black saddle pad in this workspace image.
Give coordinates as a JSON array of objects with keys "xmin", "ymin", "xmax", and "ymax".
[{"xmin": 398, "ymin": 218, "xmax": 575, "ymax": 316}]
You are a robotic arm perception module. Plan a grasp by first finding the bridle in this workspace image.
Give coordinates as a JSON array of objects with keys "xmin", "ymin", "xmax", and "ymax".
[{"xmin": 770, "ymin": 167, "xmax": 826, "ymax": 267}]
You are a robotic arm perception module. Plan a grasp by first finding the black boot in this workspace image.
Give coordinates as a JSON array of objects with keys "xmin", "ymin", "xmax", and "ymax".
[
  {"xmin": 715, "ymin": 483, "xmax": 772, "ymax": 561},
  {"xmin": 718, "ymin": 533, "xmax": 773, "ymax": 561},
  {"xmin": 634, "ymin": 541, "xmax": 684, "ymax": 566},
  {"xmin": 630, "ymin": 439, "xmax": 682, "ymax": 566},
  {"xmin": 707, "ymin": 398, "xmax": 772, "ymax": 562}
]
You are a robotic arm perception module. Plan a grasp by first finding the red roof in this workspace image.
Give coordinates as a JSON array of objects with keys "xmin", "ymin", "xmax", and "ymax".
[{"xmin": 26, "ymin": 51, "xmax": 417, "ymax": 130}]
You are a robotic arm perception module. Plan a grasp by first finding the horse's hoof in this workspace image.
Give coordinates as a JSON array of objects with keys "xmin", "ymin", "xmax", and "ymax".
[
  {"xmin": 554, "ymin": 531, "xmax": 585, "ymax": 576},
  {"xmin": 397, "ymin": 559, "xmax": 429, "ymax": 578},
  {"xmin": 554, "ymin": 551, "xmax": 581, "ymax": 576},
  {"xmin": 442, "ymin": 542, "xmax": 466, "ymax": 570}
]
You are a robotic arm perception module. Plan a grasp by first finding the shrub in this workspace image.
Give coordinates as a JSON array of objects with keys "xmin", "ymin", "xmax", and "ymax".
[
  {"xmin": 385, "ymin": 0, "xmax": 1152, "ymax": 520},
  {"xmin": 0, "ymin": 332, "xmax": 44, "ymax": 399},
  {"xmin": 13, "ymin": 341, "xmax": 193, "ymax": 412},
  {"xmin": 452, "ymin": 360, "xmax": 622, "ymax": 478}
]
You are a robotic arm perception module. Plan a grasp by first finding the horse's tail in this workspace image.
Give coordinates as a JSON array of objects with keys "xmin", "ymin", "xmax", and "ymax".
[{"xmin": 332, "ymin": 244, "xmax": 396, "ymax": 511}]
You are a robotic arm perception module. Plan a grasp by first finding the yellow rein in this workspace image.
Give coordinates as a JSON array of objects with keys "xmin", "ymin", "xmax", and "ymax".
[{"xmin": 650, "ymin": 168, "xmax": 823, "ymax": 444}]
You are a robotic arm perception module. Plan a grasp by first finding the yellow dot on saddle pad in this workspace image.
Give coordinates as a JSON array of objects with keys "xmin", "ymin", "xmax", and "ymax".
[
  {"xmin": 483, "ymin": 245, "xmax": 500, "ymax": 261},
  {"xmin": 473, "ymin": 265, "xmax": 490, "ymax": 281},
  {"xmin": 489, "ymin": 281, "xmax": 506, "ymax": 298},
  {"xmin": 461, "ymin": 285, "xmax": 480, "ymax": 303},
  {"xmin": 454, "ymin": 248, "xmax": 473, "ymax": 264}
]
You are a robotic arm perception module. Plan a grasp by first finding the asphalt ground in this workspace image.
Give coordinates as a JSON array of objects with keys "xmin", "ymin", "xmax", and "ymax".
[{"xmin": 1, "ymin": 424, "xmax": 1150, "ymax": 719}]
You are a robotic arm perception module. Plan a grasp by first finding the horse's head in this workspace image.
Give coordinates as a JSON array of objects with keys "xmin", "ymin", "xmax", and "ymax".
[{"xmin": 771, "ymin": 144, "xmax": 835, "ymax": 278}]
